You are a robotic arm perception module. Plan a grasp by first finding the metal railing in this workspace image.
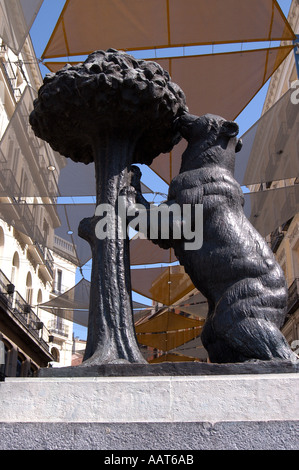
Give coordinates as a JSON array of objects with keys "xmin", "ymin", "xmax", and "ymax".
[
  {"xmin": 287, "ymin": 278, "xmax": 299, "ymax": 316},
  {"xmin": 45, "ymin": 249, "xmax": 54, "ymax": 277},
  {"xmin": 48, "ymin": 319, "xmax": 69, "ymax": 338},
  {"xmin": 0, "ymin": 58, "xmax": 22, "ymax": 102},
  {"xmin": 0, "ymin": 167, "xmax": 22, "ymax": 199},
  {"xmin": 54, "ymin": 235, "xmax": 76, "ymax": 256},
  {"xmin": 270, "ymin": 227, "xmax": 284, "ymax": 253},
  {"xmin": 0, "ymin": 269, "xmax": 51, "ymax": 351},
  {"xmin": 18, "ymin": 200, "xmax": 35, "ymax": 231}
]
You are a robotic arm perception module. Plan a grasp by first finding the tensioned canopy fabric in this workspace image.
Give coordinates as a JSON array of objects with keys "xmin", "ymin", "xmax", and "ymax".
[
  {"xmin": 149, "ymin": 353, "xmax": 200, "ymax": 363},
  {"xmin": 135, "ymin": 309, "xmax": 202, "ymax": 334},
  {"xmin": 0, "ymin": 86, "xmax": 65, "ymax": 200},
  {"xmin": 0, "ymin": 2, "xmax": 297, "ymax": 336},
  {"xmin": 39, "ymin": 278, "xmax": 90, "ymax": 327},
  {"xmin": 41, "ymin": 0, "xmax": 295, "ymax": 59},
  {"xmin": 44, "ymin": 45, "xmax": 293, "ymax": 185},
  {"xmin": 0, "ymin": 0, "xmax": 43, "ymax": 54},
  {"xmin": 150, "ymin": 46, "xmax": 294, "ymax": 183},
  {"xmin": 39, "ymin": 304, "xmax": 154, "ymax": 328},
  {"xmin": 0, "ymin": 84, "xmax": 297, "ymax": 269},
  {"xmin": 130, "ymin": 236, "xmax": 176, "ymax": 265},
  {"xmin": 1, "ymin": 179, "xmax": 296, "ymax": 272},
  {"xmin": 169, "ymin": 335, "xmax": 208, "ymax": 360},
  {"xmin": 39, "ymin": 280, "xmax": 209, "ymax": 329},
  {"xmin": 0, "ymin": 86, "xmax": 153, "ymax": 200},
  {"xmin": 244, "ymin": 184, "xmax": 299, "ymax": 238},
  {"xmin": 130, "ymin": 265, "xmax": 195, "ymax": 306},
  {"xmin": 40, "ymin": 278, "xmax": 152, "ymax": 311},
  {"xmin": 235, "ymin": 88, "xmax": 299, "ymax": 186},
  {"xmin": 135, "ymin": 309, "xmax": 204, "ymax": 352},
  {"xmin": 40, "ymin": 1, "xmax": 295, "ymax": 186},
  {"xmin": 174, "ymin": 291, "xmax": 208, "ymax": 320},
  {"xmin": 14, "ymin": 81, "xmax": 299, "ymax": 198},
  {"xmin": 0, "ymin": 1, "xmax": 296, "ymax": 360},
  {"xmin": 56, "ymin": 159, "xmax": 152, "ymax": 197},
  {"xmin": 40, "ymin": 278, "xmax": 90, "ymax": 310},
  {"xmin": 38, "ymin": 278, "xmax": 152, "ymax": 327}
]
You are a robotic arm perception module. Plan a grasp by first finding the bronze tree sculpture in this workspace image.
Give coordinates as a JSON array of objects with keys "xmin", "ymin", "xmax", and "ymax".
[{"xmin": 30, "ymin": 49, "xmax": 188, "ymax": 365}]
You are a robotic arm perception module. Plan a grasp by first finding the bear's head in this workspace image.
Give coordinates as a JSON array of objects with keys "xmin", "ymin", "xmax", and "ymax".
[{"xmin": 176, "ymin": 113, "xmax": 242, "ymax": 173}]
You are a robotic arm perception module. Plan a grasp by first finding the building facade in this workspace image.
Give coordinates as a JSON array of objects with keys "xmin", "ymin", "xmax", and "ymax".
[{"xmin": 0, "ymin": 6, "xmax": 77, "ymax": 377}]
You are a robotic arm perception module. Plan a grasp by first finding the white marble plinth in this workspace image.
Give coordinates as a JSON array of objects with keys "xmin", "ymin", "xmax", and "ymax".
[{"xmin": 0, "ymin": 374, "xmax": 298, "ymax": 449}]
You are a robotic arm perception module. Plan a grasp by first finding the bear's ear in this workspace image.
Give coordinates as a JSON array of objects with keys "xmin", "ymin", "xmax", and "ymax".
[
  {"xmin": 236, "ymin": 139, "xmax": 243, "ymax": 153},
  {"xmin": 220, "ymin": 120, "xmax": 239, "ymax": 138}
]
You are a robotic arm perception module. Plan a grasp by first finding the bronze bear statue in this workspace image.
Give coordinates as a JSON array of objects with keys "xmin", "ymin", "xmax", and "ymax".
[{"xmin": 128, "ymin": 113, "xmax": 296, "ymax": 363}]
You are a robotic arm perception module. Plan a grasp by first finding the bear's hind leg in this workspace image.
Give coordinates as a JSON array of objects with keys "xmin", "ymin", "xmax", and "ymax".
[{"xmin": 212, "ymin": 308, "xmax": 296, "ymax": 362}]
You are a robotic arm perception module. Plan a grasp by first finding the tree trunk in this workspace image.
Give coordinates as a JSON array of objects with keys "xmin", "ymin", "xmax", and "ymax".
[{"xmin": 78, "ymin": 131, "xmax": 146, "ymax": 364}]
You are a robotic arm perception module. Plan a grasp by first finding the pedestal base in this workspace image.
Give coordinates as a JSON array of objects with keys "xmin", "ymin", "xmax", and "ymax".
[
  {"xmin": 0, "ymin": 420, "xmax": 298, "ymax": 451},
  {"xmin": 0, "ymin": 366, "xmax": 298, "ymax": 449},
  {"xmin": 37, "ymin": 359, "xmax": 299, "ymax": 377}
]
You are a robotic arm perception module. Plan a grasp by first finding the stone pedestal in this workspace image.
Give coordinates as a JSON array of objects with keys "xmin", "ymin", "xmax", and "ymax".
[{"xmin": 0, "ymin": 369, "xmax": 298, "ymax": 450}]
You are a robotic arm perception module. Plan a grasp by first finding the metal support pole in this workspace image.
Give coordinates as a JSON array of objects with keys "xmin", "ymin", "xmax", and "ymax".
[{"xmin": 293, "ymin": 35, "xmax": 299, "ymax": 79}]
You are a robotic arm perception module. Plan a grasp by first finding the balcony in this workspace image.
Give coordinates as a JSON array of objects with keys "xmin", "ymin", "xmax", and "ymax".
[
  {"xmin": 270, "ymin": 227, "xmax": 284, "ymax": 253},
  {"xmin": 53, "ymin": 235, "xmax": 77, "ymax": 264},
  {"xmin": 0, "ymin": 269, "xmax": 52, "ymax": 355},
  {"xmin": 45, "ymin": 249, "xmax": 54, "ymax": 277},
  {"xmin": 48, "ymin": 318, "xmax": 70, "ymax": 339},
  {"xmin": 0, "ymin": 44, "xmax": 7, "ymax": 58},
  {"xmin": 287, "ymin": 278, "xmax": 299, "ymax": 316},
  {"xmin": 18, "ymin": 200, "xmax": 35, "ymax": 233},
  {"xmin": 33, "ymin": 243, "xmax": 54, "ymax": 280},
  {"xmin": 0, "ymin": 168, "xmax": 22, "ymax": 200}
]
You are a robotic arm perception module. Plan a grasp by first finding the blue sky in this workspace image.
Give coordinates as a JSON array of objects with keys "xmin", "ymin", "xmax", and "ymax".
[{"xmin": 29, "ymin": 0, "xmax": 294, "ymax": 339}]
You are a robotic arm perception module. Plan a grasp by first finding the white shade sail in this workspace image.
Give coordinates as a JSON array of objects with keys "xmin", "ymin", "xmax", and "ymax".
[
  {"xmin": 235, "ymin": 88, "xmax": 299, "ymax": 186},
  {"xmin": 244, "ymin": 184, "xmax": 299, "ymax": 238},
  {"xmin": 0, "ymin": 0, "xmax": 43, "ymax": 54},
  {"xmin": 42, "ymin": 0, "xmax": 295, "ymax": 59},
  {"xmin": 44, "ymin": 45, "xmax": 294, "ymax": 188},
  {"xmin": 40, "ymin": 0, "xmax": 295, "ymax": 187},
  {"xmin": 38, "ymin": 278, "xmax": 152, "ymax": 327}
]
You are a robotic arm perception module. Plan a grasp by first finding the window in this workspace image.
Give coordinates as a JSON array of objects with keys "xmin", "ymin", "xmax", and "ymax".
[
  {"xmin": 2, "ymin": 340, "xmax": 12, "ymax": 377},
  {"xmin": 0, "ymin": 80, "xmax": 4, "ymax": 105},
  {"xmin": 20, "ymin": 169, "xmax": 29, "ymax": 197},
  {"xmin": 291, "ymin": 237, "xmax": 299, "ymax": 280},
  {"xmin": 16, "ymin": 353, "xmax": 25, "ymax": 377},
  {"xmin": 26, "ymin": 272, "xmax": 33, "ymax": 305},
  {"xmin": 0, "ymin": 226, "xmax": 4, "ymax": 258},
  {"xmin": 51, "ymin": 347, "xmax": 60, "ymax": 363},
  {"xmin": 12, "ymin": 147, "xmax": 20, "ymax": 180},
  {"xmin": 43, "ymin": 219, "xmax": 49, "ymax": 245},
  {"xmin": 11, "ymin": 251, "xmax": 19, "ymax": 286},
  {"xmin": 57, "ymin": 269, "xmax": 62, "ymax": 293},
  {"xmin": 37, "ymin": 289, "xmax": 42, "ymax": 305},
  {"xmin": 29, "ymin": 364, "xmax": 37, "ymax": 377}
]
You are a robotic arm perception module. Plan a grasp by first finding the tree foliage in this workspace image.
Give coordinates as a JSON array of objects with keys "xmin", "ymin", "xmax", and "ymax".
[{"xmin": 30, "ymin": 49, "xmax": 188, "ymax": 165}]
